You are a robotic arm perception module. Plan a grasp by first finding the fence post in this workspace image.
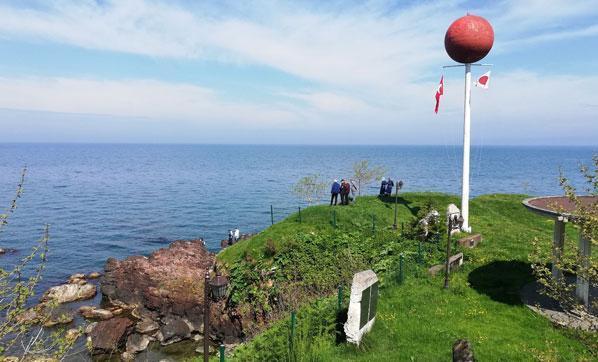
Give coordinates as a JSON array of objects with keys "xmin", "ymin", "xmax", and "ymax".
[
  {"xmin": 399, "ymin": 253, "xmax": 404, "ymax": 284},
  {"xmin": 401, "ymin": 222, "xmax": 404, "ymax": 236},
  {"xmin": 219, "ymin": 344, "xmax": 225, "ymax": 362},
  {"xmin": 270, "ymin": 205, "xmax": 274, "ymax": 225},
  {"xmin": 289, "ymin": 311, "xmax": 296, "ymax": 359},
  {"xmin": 337, "ymin": 285, "xmax": 343, "ymax": 310},
  {"xmin": 298, "ymin": 207, "xmax": 302, "ymax": 223}
]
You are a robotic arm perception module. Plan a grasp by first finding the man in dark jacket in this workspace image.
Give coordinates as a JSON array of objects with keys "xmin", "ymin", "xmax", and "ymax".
[
  {"xmin": 330, "ymin": 179, "xmax": 341, "ymax": 205},
  {"xmin": 379, "ymin": 178, "xmax": 387, "ymax": 196},
  {"xmin": 386, "ymin": 178, "xmax": 394, "ymax": 196}
]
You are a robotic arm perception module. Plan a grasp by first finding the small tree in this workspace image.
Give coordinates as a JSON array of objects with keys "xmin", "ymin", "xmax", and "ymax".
[
  {"xmin": 351, "ymin": 160, "xmax": 386, "ymax": 196},
  {"xmin": 293, "ymin": 174, "xmax": 326, "ymax": 205},
  {"xmin": 0, "ymin": 168, "xmax": 77, "ymax": 359},
  {"xmin": 529, "ymin": 155, "xmax": 597, "ymax": 316}
]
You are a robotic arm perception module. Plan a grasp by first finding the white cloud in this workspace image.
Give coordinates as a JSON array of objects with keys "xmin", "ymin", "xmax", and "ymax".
[
  {"xmin": 0, "ymin": 1, "xmax": 595, "ymax": 144},
  {"xmin": 0, "ymin": 76, "xmax": 301, "ymax": 128}
]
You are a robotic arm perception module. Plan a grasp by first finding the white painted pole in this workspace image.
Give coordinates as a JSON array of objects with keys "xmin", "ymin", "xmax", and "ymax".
[{"xmin": 461, "ymin": 63, "xmax": 472, "ymax": 232}]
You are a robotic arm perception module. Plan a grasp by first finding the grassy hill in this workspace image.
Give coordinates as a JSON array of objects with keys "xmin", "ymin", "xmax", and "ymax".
[{"xmin": 214, "ymin": 193, "xmax": 596, "ymax": 361}]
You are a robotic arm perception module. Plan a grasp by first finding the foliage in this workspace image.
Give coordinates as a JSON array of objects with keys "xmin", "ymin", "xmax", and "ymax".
[
  {"xmin": 292, "ymin": 174, "xmax": 327, "ymax": 205},
  {"xmin": 529, "ymin": 155, "xmax": 597, "ymax": 314},
  {"xmin": 351, "ymin": 160, "xmax": 385, "ymax": 196},
  {"xmin": 0, "ymin": 168, "xmax": 78, "ymax": 359},
  {"xmin": 217, "ymin": 193, "xmax": 595, "ymax": 361}
]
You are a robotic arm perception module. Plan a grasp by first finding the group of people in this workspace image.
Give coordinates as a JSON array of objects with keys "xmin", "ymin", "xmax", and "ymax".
[
  {"xmin": 330, "ymin": 179, "xmax": 355, "ymax": 206},
  {"xmin": 227, "ymin": 228, "xmax": 240, "ymax": 245},
  {"xmin": 379, "ymin": 177, "xmax": 396, "ymax": 196}
]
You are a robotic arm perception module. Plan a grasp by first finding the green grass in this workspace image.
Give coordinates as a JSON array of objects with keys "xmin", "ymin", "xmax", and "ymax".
[{"xmin": 215, "ymin": 193, "xmax": 595, "ymax": 361}]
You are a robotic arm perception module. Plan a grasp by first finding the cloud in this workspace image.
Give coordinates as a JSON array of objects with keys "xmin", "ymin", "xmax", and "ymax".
[
  {"xmin": 0, "ymin": 1, "xmax": 595, "ymax": 144},
  {"xmin": 0, "ymin": 76, "xmax": 301, "ymax": 128}
]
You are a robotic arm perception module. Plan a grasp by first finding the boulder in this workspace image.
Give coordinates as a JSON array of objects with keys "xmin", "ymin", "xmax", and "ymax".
[
  {"xmin": 42, "ymin": 283, "xmax": 96, "ymax": 304},
  {"xmin": 65, "ymin": 328, "xmax": 80, "ymax": 342},
  {"xmin": 80, "ymin": 307, "xmax": 114, "ymax": 320},
  {"xmin": 85, "ymin": 322, "xmax": 98, "ymax": 335},
  {"xmin": 89, "ymin": 317, "xmax": 134, "ymax": 354},
  {"xmin": 136, "ymin": 318, "xmax": 160, "ymax": 334},
  {"xmin": 126, "ymin": 333, "xmax": 151, "ymax": 353},
  {"xmin": 42, "ymin": 313, "xmax": 74, "ymax": 327},
  {"xmin": 87, "ymin": 271, "xmax": 102, "ymax": 279},
  {"xmin": 160, "ymin": 316, "xmax": 191, "ymax": 345}
]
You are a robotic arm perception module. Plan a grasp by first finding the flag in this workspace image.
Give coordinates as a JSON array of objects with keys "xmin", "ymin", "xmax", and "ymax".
[
  {"xmin": 434, "ymin": 76, "xmax": 443, "ymax": 114},
  {"xmin": 475, "ymin": 71, "xmax": 491, "ymax": 89}
]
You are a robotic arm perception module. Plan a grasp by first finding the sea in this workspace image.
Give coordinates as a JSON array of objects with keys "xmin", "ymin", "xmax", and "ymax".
[{"xmin": 0, "ymin": 144, "xmax": 595, "ymax": 293}]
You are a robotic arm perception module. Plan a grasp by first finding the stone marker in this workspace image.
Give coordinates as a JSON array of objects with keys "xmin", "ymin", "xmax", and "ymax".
[
  {"xmin": 457, "ymin": 234, "xmax": 482, "ymax": 248},
  {"xmin": 428, "ymin": 253, "xmax": 464, "ymax": 276},
  {"xmin": 446, "ymin": 204, "xmax": 461, "ymax": 235},
  {"xmin": 344, "ymin": 270, "xmax": 379, "ymax": 345}
]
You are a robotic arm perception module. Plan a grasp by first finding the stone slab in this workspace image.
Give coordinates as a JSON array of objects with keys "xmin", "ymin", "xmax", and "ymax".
[
  {"xmin": 344, "ymin": 270, "xmax": 378, "ymax": 345},
  {"xmin": 457, "ymin": 234, "xmax": 482, "ymax": 248}
]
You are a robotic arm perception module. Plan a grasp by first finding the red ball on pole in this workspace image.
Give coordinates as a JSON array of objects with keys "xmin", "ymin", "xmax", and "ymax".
[{"xmin": 444, "ymin": 14, "xmax": 494, "ymax": 64}]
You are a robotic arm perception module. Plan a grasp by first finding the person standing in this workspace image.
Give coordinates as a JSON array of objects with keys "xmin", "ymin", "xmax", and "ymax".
[
  {"xmin": 386, "ymin": 178, "xmax": 394, "ymax": 196},
  {"xmin": 330, "ymin": 179, "xmax": 341, "ymax": 206},
  {"xmin": 340, "ymin": 179, "xmax": 350, "ymax": 205},
  {"xmin": 379, "ymin": 177, "xmax": 387, "ymax": 196}
]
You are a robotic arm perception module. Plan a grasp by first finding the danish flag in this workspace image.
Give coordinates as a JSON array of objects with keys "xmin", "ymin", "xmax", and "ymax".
[
  {"xmin": 475, "ymin": 71, "xmax": 491, "ymax": 89},
  {"xmin": 434, "ymin": 76, "xmax": 443, "ymax": 114}
]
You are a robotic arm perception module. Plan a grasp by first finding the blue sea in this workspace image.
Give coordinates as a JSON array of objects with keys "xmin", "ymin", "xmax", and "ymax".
[{"xmin": 0, "ymin": 144, "xmax": 595, "ymax": 292}]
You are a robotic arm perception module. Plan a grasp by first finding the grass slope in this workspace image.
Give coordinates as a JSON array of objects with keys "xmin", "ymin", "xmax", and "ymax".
[{"xmin": 216, "ymin": 193, "xmax": 595, "ymax": 361}]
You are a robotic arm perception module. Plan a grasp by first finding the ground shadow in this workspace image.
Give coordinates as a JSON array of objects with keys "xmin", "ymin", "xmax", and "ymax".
[
  {"xmin": 468, "ymin": 260, "xmax": 534, "ymax": 305},
  {"xmin": 377, "ymin": 196, "xmax": 420, "ymax": 217},
  {"xmin": 335, "ymin": 307, "xmax": 348, "ymax": 344}
]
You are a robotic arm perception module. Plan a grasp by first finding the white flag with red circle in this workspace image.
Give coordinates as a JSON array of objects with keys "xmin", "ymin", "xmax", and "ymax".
[{"xmin": 475, "ymin": 71, "xmax": 491, "ymax": 89}]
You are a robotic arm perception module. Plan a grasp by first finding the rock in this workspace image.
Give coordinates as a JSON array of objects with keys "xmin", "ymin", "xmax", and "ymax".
[
  {"xmin": 121, "ymin": 352, "xmax": 135, "ymax": 361},
  {"xmin": 85, "ymin": 322, "xmax": 98, "ymax": 335},
  {"xmin": 428, "ymin": 264, "xmax": 445, "ymax": 276},
  {"xmin": 16, "ymin": 308, "xmax": 40, "ymax": 324},
  {"xmin": 110, "ymin": 307, "xmax": 123, "ymax": 315},
  {"xmin": 160, "ymin": 316, "xmax": 191, "ymax": 345},
  {"xmin": 89, "ymin": 317, "xmax": 134, "ymax": 354},
  {"xmin": 68, "ymin": 273, "xmax": 86, "ymax": 282},
  {"xmin": 457, "ymin": 234, "xmax": 482, "ymax": 248},
  {"xmin": 0, "ymin": 248, "xmax": 5, "ymax": 255},
  {"xmin": 65, "ymin": 328, "xmax": 80, "ymax": 342},
  {"xmin": 42, "ymin": 313, "xmax": 74, "ymax": 327},
  {"xmin": 77, "ymin": 279, "xmax": 87, "ymax": 286},
  {"xmin": 453, "ymin": 339, "xmax": 474, "ymax": 362},
  {"xmin": 126, "ymin": 333, "xmax": 151, "ymax": 353},
  {"xmin": 80, "ymin": 307, "xmax": 113, "ymax": 320},
  {"xmin": 42, "ymin": 283, "xmax": 96, "ymax": 304},
  {"xmin": 87, "ymin": 271, "xmax": 102, "ymax": 279},
  {"xmin": 136, "ymin": 318, "xmax": 160, "ymax": 334}
]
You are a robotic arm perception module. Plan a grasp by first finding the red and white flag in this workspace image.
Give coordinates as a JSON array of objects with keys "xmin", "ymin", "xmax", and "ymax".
[
  {"xmin": 475, "ymin": 71, "xmax": 491, "ymax": 89},
  {"xmin": 434, "ymin": 76, "xmax": 443, "ymax": 114}
]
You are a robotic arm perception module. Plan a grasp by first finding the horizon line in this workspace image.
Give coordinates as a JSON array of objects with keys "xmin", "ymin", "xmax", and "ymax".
[{"xmin": 0, "ymin": 142, "xmax": 596, "ymax": 148}]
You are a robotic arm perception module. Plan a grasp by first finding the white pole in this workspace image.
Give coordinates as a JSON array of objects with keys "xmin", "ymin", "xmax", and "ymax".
[{"xmin": 461, "ymin": 63, "xmax": 472, "ymax": 232}]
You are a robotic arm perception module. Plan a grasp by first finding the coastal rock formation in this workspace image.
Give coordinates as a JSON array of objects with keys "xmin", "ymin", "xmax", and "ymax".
[
  {"xmin": 89, "ymin": 317, "xmax": 134, "ymax": 354},
  {"xmin": 99, "ymin": 239, "xmax": 244, "ymax": 356},
  {"xmin": 41, "ymin": 283, "xmax": 97, "ymax": 303}
]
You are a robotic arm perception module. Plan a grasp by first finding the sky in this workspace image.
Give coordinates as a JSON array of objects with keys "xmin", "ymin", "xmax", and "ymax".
[{"xmin": 0, "ymin": 0, "xmax": 596, "ymax": 145}]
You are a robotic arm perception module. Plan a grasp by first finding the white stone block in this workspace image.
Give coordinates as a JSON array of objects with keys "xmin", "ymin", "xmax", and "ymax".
[{"xmin": 344, "ymin": 270, "xmax": 379, "ymax": 345}]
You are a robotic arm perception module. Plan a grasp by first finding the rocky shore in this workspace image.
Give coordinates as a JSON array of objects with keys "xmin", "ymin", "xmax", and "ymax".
[{"xmin": 22, "ymin": 239, "xmax": 244, "ymax": 360}]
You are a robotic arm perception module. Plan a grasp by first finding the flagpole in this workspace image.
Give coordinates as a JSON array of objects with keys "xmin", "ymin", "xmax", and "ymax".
[{"xmin": 461, "ymin": 63, "xmax": 472, "ymax": 232}]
